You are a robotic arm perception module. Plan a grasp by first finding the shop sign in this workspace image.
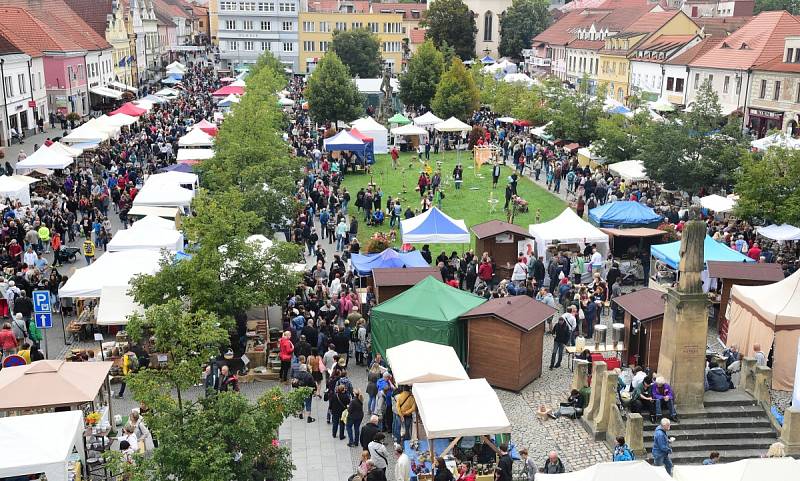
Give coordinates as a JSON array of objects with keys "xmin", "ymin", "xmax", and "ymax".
[{"xmin": 749, "ymin": 108, "xmax": 782, "ymax": 119}]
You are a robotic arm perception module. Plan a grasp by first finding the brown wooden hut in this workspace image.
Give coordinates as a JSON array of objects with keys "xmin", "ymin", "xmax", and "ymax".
[
  {"xmin": 612, "ymin": 288, "xmax": 665, "ymax": 370},
  {"xmin": 471, "ymin": 220, "xmax": 534, "ymax": 280},
  {"xmin": 372, "ymin": 268, "xmax": 443, "ymax": 304}
]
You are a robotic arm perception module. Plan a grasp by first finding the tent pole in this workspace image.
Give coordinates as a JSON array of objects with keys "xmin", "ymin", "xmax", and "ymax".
[
  {"xmin": 60, "ymin": 307, "xmax": 69, "ymax": 345},
  {"xmin": 440, "ymin": 436, "xmax": 461, "ymax": 457}
]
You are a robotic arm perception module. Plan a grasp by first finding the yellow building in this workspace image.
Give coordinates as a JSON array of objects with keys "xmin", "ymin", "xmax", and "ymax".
[
  {"xmin": 298, "ymin": 11, "xmax": 405, "ymax": 74},
  {"xmin": 208, "ymin": 0, "xmax": 219, "ymax": 45},
  {"xmin": 108, "ymin": 5, "xmax": 135, "ymax": 86},
  {"xmin": 598, "ymin": 10, "xmax": 699, "ymax": 103}
]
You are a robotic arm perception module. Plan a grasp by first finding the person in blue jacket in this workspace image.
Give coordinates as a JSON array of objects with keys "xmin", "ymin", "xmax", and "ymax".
[{"xmin": 652, "ymin": 418, "xmax": 674, "ymax": 475}]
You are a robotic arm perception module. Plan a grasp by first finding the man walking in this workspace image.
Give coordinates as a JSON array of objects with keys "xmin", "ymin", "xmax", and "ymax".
[
  {"xmin": 652, "ymin": 418, "xmax": 674, "ymax": 475},
  {"xmin": 550, "ymin": 312, "xmax": 572, "ymax": 369}
]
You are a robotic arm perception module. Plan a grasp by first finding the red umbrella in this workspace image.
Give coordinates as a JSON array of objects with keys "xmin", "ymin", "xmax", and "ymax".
[
  {"xmin": 513, "ymin": 119, "xmax": 531, "ymax": 127},
  {"xmin": 110, "ymin": 102, "xmax": 147, "ymax": 116},
  {"xmin": 212, "ymin": 85, "xmax": 245, "ymax": 97},
  {"xmin": 178, "ymin": 159, "xmax": 201, "ymax": 165}
]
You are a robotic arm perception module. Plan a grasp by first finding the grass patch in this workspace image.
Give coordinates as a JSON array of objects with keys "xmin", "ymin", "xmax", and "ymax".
[{"xmin": 340, "ymin": 150, "xmax": 565, "ymax": 254}]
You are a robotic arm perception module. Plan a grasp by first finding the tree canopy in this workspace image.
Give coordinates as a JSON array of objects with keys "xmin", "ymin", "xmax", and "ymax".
[
  {"xmin": 432, "ymin": 57, "xmax": 480, "ymax": 121},
  {"xmin": 423, "ymin": 0, "xmax": 477, "ymax": 60},
  {"xmin": 331, "ymin": 28, "xmax": 383, "ymax": 78},
  {"xmin": 399, "ymin": 40, "xmax": 445, "ymax": 109},
  {"xmin": 735, "ymin": 147, "xmax": 800, "ymax": 225},
  {"xmin": 754, "ymin": 0, "xmax": 799, "ymax": 14},
  {"xmin": 498, "ymin": 0, "xmax": 551, "ymax": 60},
  {"xmin": 305, "ymin": 52, "xmax": 364, "ymax": 125},
  {"xmin": 546, "ymin": 76, "xmax": 605, "ymax": 146}
]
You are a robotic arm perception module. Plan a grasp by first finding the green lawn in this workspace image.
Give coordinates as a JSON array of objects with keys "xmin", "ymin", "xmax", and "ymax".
[{"xmin": 341, "ymin": 150, "xmax": 565, "ymax": 254}]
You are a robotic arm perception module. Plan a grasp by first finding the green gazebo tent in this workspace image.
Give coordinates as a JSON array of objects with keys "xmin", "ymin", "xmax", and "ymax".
[
  {"xmin": 387, "ymin": 113, "xmax": 411, "ymax": 125},
  {"xmin": 370, "ymin": 276, "xmax": 486, "ymax": 361}
]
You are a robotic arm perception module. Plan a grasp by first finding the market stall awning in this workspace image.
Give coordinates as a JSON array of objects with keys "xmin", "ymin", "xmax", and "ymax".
[
  {"xmin": 529, "ymin": 208, "xmax": 609, "ymax": 259},
  {"xmin": 107, "ymin": 224, "xmax": 184, "ymax": 252},
  {"xmin": 108, "ymin": 80, "xmax": 138, "ymax": 93},
  {"xmin": 59, "ymin": 249, "xmax": 162, "ymax": 298},
  {"xmin": 89, "ymin": 85, "xmax": 123, "ymax": 99},
  {"xmin": 178, "ymin": 128, "xmax": 214, "ymax": 147},
  {"xmin": 61, "ymin": 123, "xmax": 110, "ymax": 143},
  {"xmin": 350, "ymin": 248, "xmax": 429, "ymax": 276},
  {"xmin": 588, "ymin": 201, "xmax": 662, "ymax": 228},
  {"xmin": 109, "ymin": 102, "xmax": 147, "ymax": 116},
  {"xmin": 212, "ymin": 85, "xmax": 245, "ymax": 96},
  {"xmin": 757, "ymin": 223, "xmax": 800, "ymax": 241},
  {"xmin": 177, "ymin": 148, "xmax": 214, "ymax": 161},
  {"xmin": 218, "ymin": 93, "xmax": 241, "ymax": 106},
  {"xmin": 699, "ymin": 194, "xmax": 736, "ymax": 213},
  {"xmin": 540, "ymin": 460, "xmax": 673, "ymax": 481},
  {"xmin": 0, "ymin": 175, "xmax": 31, "ymax": 204},
  {"xmin": 323, "ymin": 130, "xmax": 366, "ymax": 152},
  {"xmin": 413, "ymin": 111, "xmax": 443, "ymax": 127},
  {"xmin": 132, "ymin": 182, "xmax": 194, "ymax": 208},
  {"xmin": 97, "ymin": 285, "xmax": 144, "ymax": 326},
  {"xmin": 0, "ymin": 360, "xmax": 112, "ymax": 410},
  {"xmin": 599, "ymin": 227, "xmax": 666, "ymax": 238},
  {"xmin": 401, "ymin": 207, "xmax": 469, "ymax": 244},
  {"xmin": 193, "ymin": 119, "xmax": 218, "ymax": 136},
  {"xmin": 387, "ymin": 113, "xmax": 411, "ymax": 125},
  {"xmin": 650, "ymin": 235, "xmax": 754, "ymax": 270},
  {"xmin": 15, "ymin": 146, "xmax": 74, "ymax": 172},
  {"xmin": 412, "ymin": 378, "xmax": 511, "ymax": 438},
  {"xmin": 673, "ymin": 456, "xmax": 799, "ymax": 481},
  {"xmin": 608, "ymin": 160, "xmax": 648, "ymax": 182},
  {"xmin": 391, "ymin": 124, "xmax": 429, "ymax": 136},
  {"xmin": 387, "ymin": 340, "xmax": 468, "ymax": 385},
  {"xmin": 434, "ymin": 116, "xmax": 471, "ymax": 133}
]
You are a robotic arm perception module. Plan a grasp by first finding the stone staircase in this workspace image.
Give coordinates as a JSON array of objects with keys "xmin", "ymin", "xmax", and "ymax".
[{"xmin": 642, "ymin": 391, "xmax": 779, "ymax": 464}]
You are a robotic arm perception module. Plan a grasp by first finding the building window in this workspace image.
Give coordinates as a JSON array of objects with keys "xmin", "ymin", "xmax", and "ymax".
[
  {"xmin": 261, "ymin": 41, "xmax": 270, "ymax": 51},
  {"xmin": 675, "ymin": 78, "xmax": 684, "ymax": 93},
  {"xmin": 735, "ymin": 76, "xmax": 742, "ymax": 95},
  {"xmin": 262, "ymin": 2, "xmax": 275, "ymax": 11},
  {"xmin": 774, "ymin": 80, "xmax": 781, "ymax": 100},
  {"xmin": 225, "ymin": 20, "xmax": 236, "ymax": 30},
  {"xmin": 796, "ymin": 83, "xmax": 800, "ymax": 103},
  {"xmin": 707, "ymin": 74, "xmax": 713, "ymax": 85},
  {"xmin": 368, "ymin": 22, "xmax": 379, "ymax": 33},
  {"xmin": 694, "ymin": 72, "xmax": 700, "ymax": 89},
  {"xmin": 384, "ymin": 22, "xmax": 400, "ymax": 33},
  {"xmin": 220, "ymin": 1, "xmax": 235, "ymax": 10},
  {"xmin": 666, "ymin": 77, "xmax": 674, "ymax": 91},
  {"xmin": 17, "ymin": 74, "xmax": 26, "ymax": 94},
  {"xmin": 3, "ymin": 76, "xmax": 12, "ymax": 97},
  {"xmin": 383, "ymin": 41, "xmax": 401, "ymax": 52},
  {"xmin": 352, "ymin": 22, "xmax": 363, "ymax": 30},
  {"xmin": 320, "ymin": 41, "xmax": 329, "ymax": 52},
  {"xmin": 723, "ymin": 75, "xmax": 729, "ymax": 94},
  {"xmin": 279, "ymin": 2, "xmax": 295, "ymax": 12},
  {"xmin": 262, "ymin": 21, "xmax": 271, "ymax": 30},
  {"xmin": 319, "ymin": 21, "xmax": 330, "ymax": 33},
  {"xmin": 229, "ymin": 40, "xmax": 238, "ymax": 51},
  {"xmin": 282, "ymin": 21, "xmax": 293, "ymax": 31},
  {"xmin": 335, "ymin": 22, "xmax": 347, "ymax": 31},
  {"xmin": 759, "ymin": 79, "xmax": 767, "ymax": 99},
  {"xmin": 283, "ymin": 42, "xmax": 294, "ymax": 52},
  {"xmin": 302, "ymin": 21, "xmax": 314, "ymax": 32},
  {"xmin": 303, "ymin": 41, "xmax": 315, "ymax": 51},
  {"xmin": 787, "ymin": 48, "xmax": 795, "ymax": 63},
  {"xmin": 483, "ymin": 11, "xmax": 493, "ymax": 42},
  {"xmin": 243, "ymin": 20, "xmax": 253, "ymax": 30},
  {"xmin": 243, "ymin": 41, "xmax": 253, "ymax": 51}
]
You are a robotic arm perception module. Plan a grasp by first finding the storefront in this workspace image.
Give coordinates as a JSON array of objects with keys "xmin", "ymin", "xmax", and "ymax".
[{"xmin": 748, "ymin": 108, "xmax": 784, "ymax": 139}]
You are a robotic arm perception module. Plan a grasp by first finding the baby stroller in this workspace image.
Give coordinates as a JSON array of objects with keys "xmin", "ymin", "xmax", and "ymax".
[{"xmin": 56, "ymin": 247, "xmax": 80, "ymax": 264}]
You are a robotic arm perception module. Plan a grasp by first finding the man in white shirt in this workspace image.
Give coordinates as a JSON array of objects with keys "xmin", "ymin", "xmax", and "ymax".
[
  {"xmin": 631, "ymin": 366, "xmax": 647, "ymax": 391},
  {"xmin": 753, "ymin": 343, "xmax": 767, "ymax": 366},
  {"xmin": 394, "ymin": 443, "xmax": 411, "ymax": 481}
]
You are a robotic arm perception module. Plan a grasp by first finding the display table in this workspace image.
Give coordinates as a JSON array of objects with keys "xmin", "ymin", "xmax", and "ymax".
[
  {"xmin": 565, "ymin": 343, "xmax": 625, "ymax": 371},
  {"xmin": 402, "ymin": 438, "xmax": 519, "ymax": 480}
]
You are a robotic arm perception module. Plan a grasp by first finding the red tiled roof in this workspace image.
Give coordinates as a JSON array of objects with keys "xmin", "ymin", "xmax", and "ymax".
[
  {"xmin": 306, "ymin": 0, "xmax": 369, "ymax": 13},
  {"xmin": 666, "ymin": 34, "xmax": 723, "ymax": 65},
  {"xmin": 155, "ymin": 8, "xmax": 177, "ymax": 27},
  {"xmin": 630, "ymin": 34, "xmax": 700, "ymax": 62},
  {"xmin": 533, "ymin": 10, "xmax": 610, "ymax": 46},
  {"xmin": 63, "ymin": 0, "xmax": 114, "ymax": 38},
  {"xmin": 690, "ymin": 11, "xmax": 799, "ymax": 70},
  {"xmin": 694, "ymin": 16, "xmax": 751, "ymax": 37},
  {"xmin": 372, "ymin": 2, "xmax": 426, "ymax": 20},
  {"xmin": 0, "ymin": 33, "xmax": 23, "ymax": 55},
  {"xmin": 568, "ymin": 39, "xmax": 606, "ymax": 50},
  {"xmin": 0, "ymin": 6, "xmax": 71, "ymax": 55},
  {"xmin": 594, "ymin": 3, "xmax": 659, "ymax": 31},
  {"xmin": 623, "ymin": 10, "xmax": 678, "ymax": 33},
  {"xmin": 155, "ymin": 0, "xmax": 191, "ymax": 19},
  {"xmin": 0, "ymin": 0, "xmax": 112, "ymax": 51},
  {"xmin": 754, "ymin": 55, "xmax": 800, "ymax": 73},
  {"xmin": 409, "ymin": 27, "xmax": 426, "ymax": 44}
]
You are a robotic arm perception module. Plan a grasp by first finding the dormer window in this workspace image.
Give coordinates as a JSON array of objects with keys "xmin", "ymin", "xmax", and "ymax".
[
  {"xmin": 739, "ymin": 42, "xmax": 749, "ymax": 50},
  {"xmin": 720, "ymin": 42, "xmax": 730, "ymax": 49}
]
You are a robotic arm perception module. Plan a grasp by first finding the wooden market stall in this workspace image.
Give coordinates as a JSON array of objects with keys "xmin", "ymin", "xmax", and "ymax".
[
  {"xmin": 460, "ymin": 296, "xmax": 556, "ymax": 391},
  {"xmin": 372, "ymin": 267, "xmax": 442, "ymax": 303},
  {"xmin": 471, "ymin": 220, "xmax": 534, "ymax": 280},
  {"xmin": 706, "ymin": 261, "xmax": 784, "ymax": 344},
  {"xmin": 612, "ymin": 288, "xmax": 665, "ymax": 369}
]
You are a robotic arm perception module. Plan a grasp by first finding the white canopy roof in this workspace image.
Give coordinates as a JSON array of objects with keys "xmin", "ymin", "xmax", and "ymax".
[
  {"xmin": 96, "ymin": 285, "xmax": 144, "ymax": 326},
  {"xmin": 10, "ymin": 174, "xmax": 38, "ymax": 185},
  {"xmin": 529, "ymin": 208, "xmax": 609, "ymax": 259},
  {"xmin": 608, "ymin": 159, "xmax": 648, "ymax": 182},
  {"xmin": 133, "ymin": 99, "xmax": 154, "ymax": 111},
  {"xmin": 61, "ymin": 122, "xmax": 111, "ymax": 143},
  {"xmin": 497, "ymin": 116, "xmax": 516, "ymax": 123},
  {"xmin": 502, "ymin": 72, "xmax": 536, "ymax": 86},
  {"xmin": 387, "ymin": 340, "xmax": 469, "ymax": 385},
  {"xmin": 107, "ymin": 80, "xmax": 137, "ymax": 93},
  {"xmin": 147, "ymin": 171, "xmax": 199, "ymax": 188},
  {"xmin": 59, "ymin": 249, "xmax": 162, "ymax": 298},
  {"xmin": 133, "ymin": 182, "xmax": 194, "ymax": 208},
  {"xmin": 0, "ymin": 175, "xmax": 31, "ymax": 205},
  {"xmin": 391, "ymin": 124, "xmax": 429, "ymax": 136},
  {"xmin": 177, "ymin": 148, "xmax": 214, "ymax": 161},
  {"xmin": 354, "ymin": 78, "xmax": 399, "ymax": 94},
  {"xmin": 413, "ymin": 111, "xmax": 444, "ymax": 127},
  {"xmin": 400, "ymin": 207, "xmax": 470, "ymax": 243},
  {"xmin": 699, "ymin": 194, "xmax": 736, "ymax": 213},
  {"xmin": 278, "ymin": 97, "xmax": 294, "ymax": 106},
  {"xmin": 130, "ymin": 214, "xmax": 177, "ymax": 231},
  {"xmin": 107, "ymin": 225, "xmax": 184, "ymax": 253},
  {"xmin": 540, "ymin": 461, "xmax": 673, "ymax": 481},
  {"xmin": 178, "ymin": 128, "xmax": 214, "ymax": 147},
  {"xmin": 97, "ymin": 113, "xmax": 138, "ymax": 127},
  {"xmin": 434, "ymin": 116, "xmax": 472, "ymax": 133},
  {"xmin": 757, "ymin": 223, "xmax": 800, "ymax": 241},
  {"xmin": 154, "ymin": 88, "xmax": 180, "ymax": 98},
  {"xmin": 230, "ymin": 78, "xmax": 246, "ymax": 87},
  {"xmin": 673, "ymin": 458, "xmax": 799, "ymax": 481},
  {"xmin": 751, "ymin": 132, "xmax": 800, "ymax": 151},
  {"xmin": 48, "ymin": 142, "xmax": 82, "ymax": 157},
  {"xmin": 166, "ymin": 61, "xmax": 186, "ymax": 72},
  {"xmin": 0, "ymin": 411, "xmax": 85, "ymax": 481},
  {"xmin": 481, "ymin": 59, "xmax": 516, "ymax": 74},
  {"xmin": 350, "ymin": 116, "xmax": 389, "ymax": 153},
  {"xmin": 412, "ymin": 378, "xmax": 511, "ymax": 438},
  {"xmin": 731, "ymin": 269, "xmax": 800, "ymax": 328},
  {"xmin": 218, "ymin": 93, "xmax": 241, "ymax": 105},
  {"xmin": 84, "ymin": 117, "xmax": 121, "ymax": 137},
  {"xmin": 128, "ymin": 205, "xmax": 182, "ymax": 219},
  {"xmin": 530, "ymin": 121, "xmax": 552, "ymax": 138},
  {"xmin": 90, "ymin": 85, "xmax": 123, "ymax": 99},
  {"xmin": 649, "ymin": 97, "xmax": 676, "ymax": 112}
]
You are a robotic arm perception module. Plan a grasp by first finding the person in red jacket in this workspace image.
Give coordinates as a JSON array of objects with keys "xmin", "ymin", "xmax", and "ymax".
[
  {"xmin": 0, "ymin": 322, "xmax": 18, "ymax": 357},
  {"xmin": 478, "ymin": 257, "xmax": 494, "ymax": 287},
  {"xmin": 279, "ymin": 330, "xmax": 294, "ymax": 383}
]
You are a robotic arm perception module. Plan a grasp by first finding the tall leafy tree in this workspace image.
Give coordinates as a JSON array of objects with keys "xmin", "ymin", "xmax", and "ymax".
[
  {"xmin": 735, "ymin": 147, "xmax": 800, "ymax": 225},
  {"xmin": 422, "ymin": 0, "xmax": 477, "ymax": 60},
  {"xmin": 594, "ymin": 110, "xmax": 651, "ymax": 164},
  {"xmin": 399, "ymin": 40, "xmax": 445, "ymax": 109},
  {"xmin": 754, "ymin": 0, "xmax": 800, "ymax": 14},
  {"xmin": 331, "ymin": 28, "xmax": 383, "ymax": 78},
  {"xmin": 498, "ymin": 0, "xmax": 551, "ymax": 60},
  {"xmin": 306, "ymin": 52, "xmax": 364, "ymax": 125},
  {"xmin": 546, "ymin": 76, "xmax": 606, "ymax": 145},
  {"xmin": 432, "ymin": 57, "xmax": 480, "ymax": 121}
]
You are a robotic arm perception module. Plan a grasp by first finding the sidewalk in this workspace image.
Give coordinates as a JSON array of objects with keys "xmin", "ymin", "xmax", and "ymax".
[{"xmin": 2, "ymin": 125, "xmax": 65, "ymax": 168}]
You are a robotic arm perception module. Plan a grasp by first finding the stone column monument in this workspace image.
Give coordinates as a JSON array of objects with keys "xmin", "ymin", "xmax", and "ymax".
[{"xmin": 657, "ymin": 220, "xmax": 709, "ymax": 410}]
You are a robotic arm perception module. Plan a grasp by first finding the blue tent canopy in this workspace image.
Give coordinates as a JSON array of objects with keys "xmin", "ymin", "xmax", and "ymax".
[
  {"xmin": 143, "ymin": 94, "xmax": 169, "ymax": 104},
  {"xmin": 161, "ymin": 76, "xmax": 182, "ymax": 85},
  {"xmin": 651, "ymin": 235, "xmax": 755, "ymax": 270},
  {"xmin": 323, "ymin": 130, "xmax": 366, "ymax": 153},
  {"xmin": 589, "ymin": 201, "xmax": 663, "ymax": 228},
  {"xmin": 400, "ymin": 207, "xmax": 470, "ymax": 244},
  {"xmin": 481, "ymin": 55, "xmax": 495, "ymax": 64},
  {"xmin": 350, "ymin": 249, "xmax": 430, "ymax": 276},
  {"xmin": 608, "ymin": 105, "xmax": 631, "ymax": 115}
]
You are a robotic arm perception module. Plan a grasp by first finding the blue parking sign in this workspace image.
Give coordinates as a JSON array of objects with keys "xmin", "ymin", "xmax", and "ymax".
[
  {"xmin": 35, "ymin": 312, "xmax": 52, "ymax": 329},
  {"xmin": 33, "ymin": 290, "xmax": 51, "ymax": 313}
]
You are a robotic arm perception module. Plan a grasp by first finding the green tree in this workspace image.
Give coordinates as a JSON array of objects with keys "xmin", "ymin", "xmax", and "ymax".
[
  {"xmin": 331, "ymin": 28, "xmax": 383, "ymax": 78},
  {"xmin": 754, "ymin": 0, "xmax": 799, "ymax": 14},
  {"xmin": 439, "ymin": 40, "xmax": 457, "ymax": 67},
  {"xmin": 498, "ymin": 0, "xmax": 551, "ymax": 60},
  {"xmin": 432, "ymin": 57, "xmax": 480, "ymax": 121},
  {"xmin": 511, "ymin": 87, "xmax": 548, "ymax": 125},
  {"xmin": 399, "ymin": 40, "xmax": 445, "ymax": 108},
  {"xmin": 546, "ymin": 76, "xmax": 606, "ymax": 145},
  {"xmin": 594, "ymin": 110, "xmax": 651, "ymax": 164},
  {"xmin": 735, "ymin": 147, "xmax": 800, "ymax": 224},
  {"xmin": 306, "ymin": 52, "xmax": 364, "ymax": 125},
  {"xmin": 422, "ymin": 0, "xmax": 477, "ymax": 60}
]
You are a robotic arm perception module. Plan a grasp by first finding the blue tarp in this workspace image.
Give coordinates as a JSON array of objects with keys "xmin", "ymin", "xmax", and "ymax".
[
  {"xmin": 323, "ymin": 130, "xmax": 366, "ymax": 153},
  {"xmin": 589, "ymin": 201, "xmax": 663, "ymax": 228},
  {"xmin": 350, "ymin": 249, "xmax": 429, "ymax": 276},
  {"xmin": 608, "ymin": 105, "xmax": 631, "ymax": 115},
  {"xmin": 651, "ymin": 235, "xmax": 755, "ymax": 270},
  {"xmin": 161, "ymin": 76, "xmax": 182, "ymax": 85}
]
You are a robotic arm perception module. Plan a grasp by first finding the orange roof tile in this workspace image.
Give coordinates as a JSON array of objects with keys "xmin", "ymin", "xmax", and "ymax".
[
  {"xmin": 0, "ymin": 6, "xmax": 73, "ymax": 55},
  {"xmin": 533, "ymin": 10, "xmax": 611, "ymax": 46},
  {"xmin": 666, "ymin": 35, "xmax": 722, "ymax": 65},
  {"xmin": 639, "ymin": 34, "xmax": 697, "ymax": 50},
  {"xmin": 754, "ymin": 55, "xmax": 800, "ymax": 73},
  {"xmin": 409, "ymin": 27, "xmax": 426, "ymax": 44},
  {"xmin": 63, "ymin": 0, "xmax": 114, "ymax": 38},
  {"xmin": 690, "ymin": 11, "xmax": 799, "ymax": 70},
  {"xmin": 568, "ymin": 39, "xmax": 606, "ymax": 50},
  {"xmin": 0, "ymin": 0, "xmax": 111, "ymax": 51},
  {"xmin": 623, "ymin": 10, "xmax": 678, "ymax": 33},
  {"xmin": 306, "ymin": 0, "xmax": 369, "ymax": 13},
  {"xmin": 0, "ymin": 33, "xmax": 23, "ymax": 55},
  {"xmin": 372, "ymin": 2, "xmax": 426, "ymax": 20}
]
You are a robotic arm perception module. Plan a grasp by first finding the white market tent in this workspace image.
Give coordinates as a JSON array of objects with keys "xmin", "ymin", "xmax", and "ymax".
[
  {"xmin": 177, "ymin": 148, "xmax": 214, "ymax": 161},
  {"xmin": 278, "ymin": 97, "xmax": 294, "ymax": 106},
  {"xmin": 529, "ymin": 208, "xmax": 609, "ymax": 261},
  {"xmin": 757, "ymin": 224, "xmax": 800, "ymax": 241},
  {"xmin": 130, "ymin": 214, "xmax": 177, "ymax": 231},
  {"xmin": 413, "ymin": 111, "xmax": 444, "ymax": 127},
  {"xmin": 96, "ymin": 285, "xmax": 144, "ymax": 326},
  {"xmin": 128, "ymin": 205, "xmax": 182, "ymax": 220},
  {"xmin": 673, "ymin": 457, "xmax": 799, "ymax": 481},
  {"xmin": 132, "ymin": 182, "xmax": 194, "ymax": 209},
  {"xmin": 61, "ymin": 122, "xmax": 110, "ymax": 143},
  {"xmin": 178, "ymin": 128, "xmax": 214, "ymax": 147},
  {"xmin": 539, "ymin": 461, "xmax": 673, "ymax": 481},
  {"xmin": 726, "ymin": 268, "xmax": 800, "ymax": 391},
  {"xmin": 699, "ymin": 194, "xmax": 736, "ymax": 213},
  {"xmin": 412, "ymin": 378, "xmax": 511, "ymax": 439},
  {"xmin": 400, "ymin": 207, "xmax": 470, "ymax": 244},
  {"xmin": 230, "ymin": 78, "xmax": 246, "ymax": 87},
  {"xmin": 147, "ymin": 171, "xmax": 200, "ymax": 191},
  {"xmin": 84, "ymin": 117, "xmax": 121, "ymax": 137},
  {"xmin": 96, "ymin": 113, "xmax": 137, "ymax": 128},
  {"xmin": 751, "ymin": 132, "xmax": 800, "ymax": 151},
  {"xmin": 608, "ymin": 159, "xmax": 648, "ymax": 182},
  {"xmin": 154, "ymin": 88, "xmax": 180, "ymax": 98},
  {"xmin": 502, "ymin": 72, "xmax": 536, "ymax": 86},
  {"xmin": 107, "ymin": 224, "xmax": 184, "ymax": 253},
  {"xmin": 386, "ymin": 340, "xmax": 469, "ymax": 385},
  {"xmin": 390, "ymin": 124, "xmax": 429, "ymax": 136},
  {"xmin": 648, "ymin": 97, "xmax": 676, "ymax": 112},
  {"xmin": 0, "ymin": 175, "xmax": 31, "ymax": 204},
  {"xmin": 0, "ymin": 411, "xmax": 85, "ymax": 481},
  {"xmin": 481, "ymin": 59, "xmax": 516, "ymax": 74},
  {"xmin": 434, "ymin": 116, "xmax": 471, "ymax": 133},
  {"xmin": 497, "ymin": 116, "xmax": 516, "ymax": 123},
  {"xmin": 350, "ymin": 116, "xmax": 389, "ymax": 153},
  {"xmin": 49, "ymin": 141, "xmax": 82, "ymax": 157},
  {"xmin": 166, "ymin": 61, "xmax": 186, "ymax": 72},
  {"xmin": 59, "ymin": 249, "xmax": 162, "ymax": 298},
  {"xmin": 10, "ymin": 174, "xmax": 38, "ymax": 185}
]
